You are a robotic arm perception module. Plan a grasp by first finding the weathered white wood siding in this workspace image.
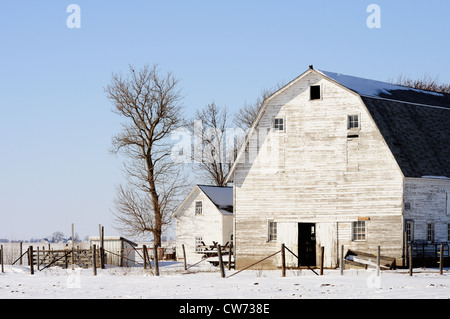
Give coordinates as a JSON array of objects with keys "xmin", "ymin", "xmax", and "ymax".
[
  {"xmin": 233, "ymin": 71, "xmax": 404, "ymax": 269},
  {"xmin": 404, "ymin": 178, "xmax": 450, "ymax": 243},
  {"xmin": 176, "ymin": 189, "xmax": 233, "ymax": 263},
  {"xmin": 277, "ymin": 223, "xmax": 298, "ymax": 267}
]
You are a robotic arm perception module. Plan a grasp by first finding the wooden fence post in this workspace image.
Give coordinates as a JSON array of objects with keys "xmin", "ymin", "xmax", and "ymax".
[
  {"xmin": 182, "ymin": 244, "xmax": 187, "ymax": 271},
  {"xmin": 281, "ymin": 244, "xmax": 286, "ymax": 278},
  {"xmin": 228, "ymin": 242, "xmax": 232, "ymax": 271},
  {"xmin": 93, "ymin": 244, "xmax": 97, "ymax": 276},
  {"xmin": 71, "ymin": 223, "xmax": 75, "ymax": 271},
  {"xmin": 409, "ymin": 245, "xmax": 413, "ymax": 276},
  {"xmin": 153, "ymin": 245, "xmax": 160, "ymax": 276},
  {"xmin": 98, "ymin": 224, "xmax": 105, "ymax": 269},
  {"xmin": 36, "ymin": 247, "xmax": 40, "ymax": 270},
  {"xmin": 64, "ymin": 251, "xmax": 68, "ymax": 269},
  {"xmin": 217, "ymin": 244, "xmax": 225, "ymax": 278},
  {"xmin": 0, "ymin": 246, "xmax": 3, "ymax": 273},
  {"xmin": 340, "ymin": 245, "xmax": 344, "ymax": 275},
  {"xmin": 101, "ymin": 226, "xmax": 105, "ymax": 269},
  {"xmin": 29, "ymin": 246, "xmax": 34, "ymax": 275},
  {"xmin": 377, "ymin": 246, "xmax": 381, "ymax": 277},
  {"xmin": 439, "ymin": 244, "xmax": 443, "ymax": 275},
  {"xmin": 19, "ymin": 242, "xmax": 23, "ymax": 265},
  {"xmin": 320, "ymin": 246, "xmax": 324, "ymax": 276},
  {"xmin": 143, "ymin": 245, "xmax": 147, "ymax": 270}
]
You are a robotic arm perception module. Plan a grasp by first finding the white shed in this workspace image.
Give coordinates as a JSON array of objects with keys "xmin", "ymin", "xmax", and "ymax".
[
  {"xmin": 89, "ymin": 236, "xmax": 138, "ymax": 267},
  {"xmin": 174, "ymin": 185, "xmax": 233, "ymax": 263}
]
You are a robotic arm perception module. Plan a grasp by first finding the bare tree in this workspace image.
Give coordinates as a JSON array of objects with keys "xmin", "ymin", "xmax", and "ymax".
[
  {"xmin": 187, "ymin": 103, "xmax": 238, "ymax": 186},
  {"xmin": 50, "ymin": 231, "xmax": 65, "ymax": 243},
  {"xmin": 391, "ymin": 74, "xmax": 450, "ymax": 93},
  {"xmin": 105, "ymin": 64, "xmax": 186, "ymax": 246},
  {"xmin": 234, "ymin": 83, "xmax": 285, "ymax": 131}
]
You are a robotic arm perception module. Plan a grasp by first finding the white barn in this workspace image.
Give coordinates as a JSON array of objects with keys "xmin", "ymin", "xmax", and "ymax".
[
  {"xmin": 226, "ymin": 66, "xmax": 450, "ymax": 270},
  {"xmin": 174, "ymin": 185, "xmax": 233, "ymax": 263}
]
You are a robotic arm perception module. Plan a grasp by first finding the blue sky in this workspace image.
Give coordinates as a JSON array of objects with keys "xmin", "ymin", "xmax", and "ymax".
[{"xmin": 0, "ymin": 1, "xmax": 449, "ymax": 240}]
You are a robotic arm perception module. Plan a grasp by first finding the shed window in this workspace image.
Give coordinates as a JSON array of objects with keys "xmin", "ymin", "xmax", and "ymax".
[
  {"xmin": 273, "ymin": 118, "xmax": 284, "ymax": 131},
  {"xmin": 195, "ymin": 236, "xmax": 204, "ymax": 252},
  {"xmin": 352, "ymin": 221, "xmax": 366, "ymax": 241},
  {"xmin": 310, "ymin": 85, "xmax": 321, "ymax": 100},
  {"xmin": 195, "ymin": 201, "xmax": 203, "ymax": 215},
  {"xmin": 348, "ymin": 115, "xmax": 360, "ymax": 129},
  {"xmin": 268, "ymin": 221, "xmax": 277, "ymax": 241}
]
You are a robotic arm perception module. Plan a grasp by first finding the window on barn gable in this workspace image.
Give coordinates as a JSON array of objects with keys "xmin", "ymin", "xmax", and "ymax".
[
  {"xmin": 348, "ymin": 114, "xmax": 360, "ymax": 129},
  {"xmin": 310, "ymin": 85, "xmax": 321, "ymax": 100},
  {"xmin": 273, "ymin": 118, "xmax": 284, "ymax": 132},
  {"xmin": 195, "ymin": 201, "xmax": 203, "ymax": 215},
  {"xmin": 352, "ymin": 221, "xmax": 366, "ymax": 241}
]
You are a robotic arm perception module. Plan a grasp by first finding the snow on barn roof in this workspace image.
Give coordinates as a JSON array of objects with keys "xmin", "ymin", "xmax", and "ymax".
[
  {"xmin": 318, "ymin": 70, "xmax": 450, "ymax": 108},
  {"xmin": 197, "ymin": 185, "xmax": 233, "ymax": 215}
]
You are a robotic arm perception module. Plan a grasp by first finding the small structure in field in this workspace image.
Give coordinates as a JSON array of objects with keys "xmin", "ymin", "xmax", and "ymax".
[
  {"xmin": 89, "ymin": 236, "xmax": 138, "ymax": 267},
  {"xmin": 174, "ymin": 185, "xmax": 233, "ymax": 263}
]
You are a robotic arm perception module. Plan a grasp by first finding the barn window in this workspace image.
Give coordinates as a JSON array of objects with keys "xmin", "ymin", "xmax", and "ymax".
[
  {"xmin": 405, "ymin": 221, "xmax": 414, "ymax": 242},
  {"xmin": 348, "ymin": 115, "xmax": 360, "ymax": 129},
  {"xmin": 310, "ymin": 85, "xmax": 321, "ymax": 100},
  {"xmin": 268, "ymin": 221, "xmax": 277, "ymax": 241},
  {"xmin": 195, "ymin": 236, "xmax": 204, "ymax": 252},
  {"xmin": 352, "ymin": 221, "xmax": 366, "ymax": 241},
  {"xmin": 273, "ymin": 118, "xmax": 284, "ymax": 131},
  {"xmin": 427, "ymin": 223, "xmax": 435, "ymax": 243},
  {"xmin": 195, "ymin": 201, "xmax": 203, "ymax": 215}
]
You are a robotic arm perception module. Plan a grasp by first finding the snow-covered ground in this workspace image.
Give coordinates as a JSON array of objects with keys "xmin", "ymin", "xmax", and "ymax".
[{"xmin": 0, "ymin": 263, "xmax": 449, "ymax": 299}]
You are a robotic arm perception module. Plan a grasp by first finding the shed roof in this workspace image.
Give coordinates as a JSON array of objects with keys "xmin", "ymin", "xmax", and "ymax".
[
  {"xmin": 173, "ymin": 185, "xmax": 233, "ymax": 218},
  {"xmin": 197, "ymin": 185, "xmax": 233, "ymax": 215}
]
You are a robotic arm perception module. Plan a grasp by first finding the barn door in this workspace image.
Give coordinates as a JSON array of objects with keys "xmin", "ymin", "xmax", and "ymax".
[
  {"xmin": 298, "ymin": 223, "xmax": 316, "ymax": 266},
  {"xmin": 277, "ymin": 223, "xmax": 298, "ymax": 267}
]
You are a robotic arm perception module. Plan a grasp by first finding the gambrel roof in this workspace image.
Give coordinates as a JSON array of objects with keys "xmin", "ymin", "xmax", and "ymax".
[
  {"xmin": 226, "ymin": 67, "xmax": 450, "ymax": 181},
  {"xmin": 320, "ymin": 70, "xmax": 450, "ymax": 178}
]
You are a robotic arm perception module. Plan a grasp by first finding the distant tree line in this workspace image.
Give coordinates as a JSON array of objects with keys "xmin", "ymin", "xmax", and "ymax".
[
  {"xmin": 391, "ymin": 74, "xmax": 450, "ymax": 93},
  {"xmin": 0, "ymin": 231, "xmax": 82, "ymax": 243}
]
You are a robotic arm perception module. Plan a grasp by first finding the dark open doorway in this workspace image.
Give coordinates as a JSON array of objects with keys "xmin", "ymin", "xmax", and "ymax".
[{"xmin": 298, "ymin": 223, "xmax": 316, "ymax": 267}]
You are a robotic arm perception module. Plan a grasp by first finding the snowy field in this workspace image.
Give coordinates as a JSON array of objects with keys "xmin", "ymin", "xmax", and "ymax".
[{"xmin": 1, "ymin": 262, "xmax": 449, "ymax": 300}]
